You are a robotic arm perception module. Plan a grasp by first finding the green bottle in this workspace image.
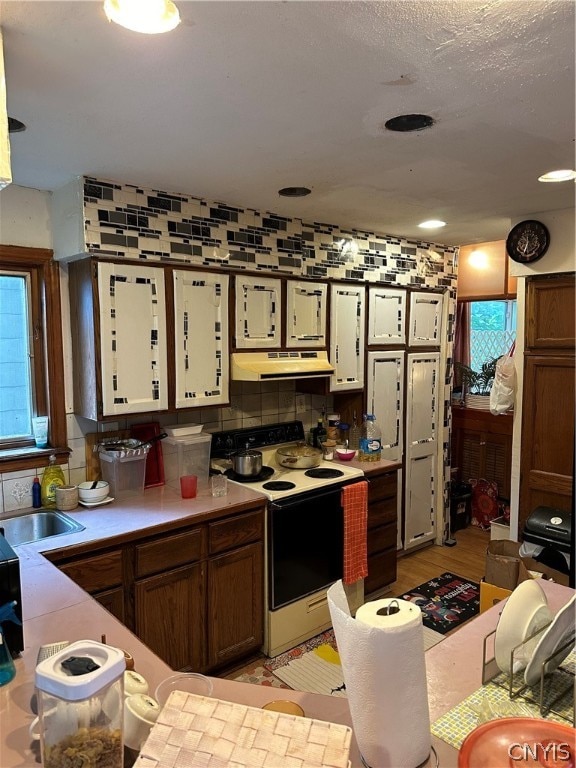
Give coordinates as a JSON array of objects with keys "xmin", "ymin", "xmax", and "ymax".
[{"xmin": 40, "ymin": 454, "xmax": 66, "ymax": 509}]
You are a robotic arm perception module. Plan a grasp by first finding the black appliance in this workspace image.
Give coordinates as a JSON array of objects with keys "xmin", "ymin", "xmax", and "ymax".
[
  {"xmin": 523, "ymin": 506, "xmax": 572, "ymax": 575},
  {"xmin": 0, "ymin": 534, "xmax": 24, "ymax": 657}
]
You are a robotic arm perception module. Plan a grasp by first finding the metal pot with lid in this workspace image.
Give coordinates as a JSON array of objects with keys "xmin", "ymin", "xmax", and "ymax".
[
  {"xmin": 231, "ymin": 448, "xmax": 263, "ymax": 477},
  {"xmin": 276, "ymin": 442, "xmax": 322, "ymax": 469}
]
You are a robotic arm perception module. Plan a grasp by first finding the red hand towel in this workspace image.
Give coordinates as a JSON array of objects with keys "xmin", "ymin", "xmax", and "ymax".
[{"xmin": 342, "ymin": 480, "xmax": 368, "ymax": 584}]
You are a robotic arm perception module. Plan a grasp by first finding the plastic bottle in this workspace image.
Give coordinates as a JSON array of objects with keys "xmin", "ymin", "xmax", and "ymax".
[
  {"xmin": 32, "ymin": 477, "xmax": 42, "ymax": 508},
  {"xmin": 312, "ymin": 418, "xmax": 327, "ymax": 448},
  {"xmin": 40, "ymin": 454, "xmax": 66, "ymax": 509},
  {"xmin": 349, "ymin": 411, "xmax": 360, "ymax": 451},
  {"xmin": 358, "ymin": 414, "xmax": 382, "ymax": 462}
]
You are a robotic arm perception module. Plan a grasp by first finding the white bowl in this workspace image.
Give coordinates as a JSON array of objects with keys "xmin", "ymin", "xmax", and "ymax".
[{"xmin": 78, "ymin": 480, "xmax": 110, "ymax": 503}]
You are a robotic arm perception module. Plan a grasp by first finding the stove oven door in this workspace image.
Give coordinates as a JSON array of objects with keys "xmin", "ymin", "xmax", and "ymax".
[{"xmin": 269, "ymin": 486, "xmax": 344, "ymax": 610}]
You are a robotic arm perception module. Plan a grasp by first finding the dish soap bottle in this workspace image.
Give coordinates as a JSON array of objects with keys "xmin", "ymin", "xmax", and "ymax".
[
  {"xmin": 359, "ymin": 414, "xmax": 382, "ymax": 462},
  {"xmin": 41, "ymin": 454, "xmax": 65, "ymax": 509}
]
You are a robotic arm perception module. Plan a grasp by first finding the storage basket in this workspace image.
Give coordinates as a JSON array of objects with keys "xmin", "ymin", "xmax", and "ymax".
[
  {"xmin": 163, "ymin": 433, "xmax": 212, "ymax": 491},
  {"xmin": 98, "ymin": 443, "xmax": 150, "ymax": 498}
]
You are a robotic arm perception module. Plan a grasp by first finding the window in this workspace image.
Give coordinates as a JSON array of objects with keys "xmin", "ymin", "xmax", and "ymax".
[
  {"xmin": 0, "ymin": 245, "xmax": 68, "ymax": 469},
  {"xmin": 469, "ymin": 299, "xmax": 516, "ymax": 371}
]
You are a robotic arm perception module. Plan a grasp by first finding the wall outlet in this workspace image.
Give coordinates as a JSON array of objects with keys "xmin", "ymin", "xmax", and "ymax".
[{"xmin": 295, "ymin": 394, "xmax": 307, "ymax": 412}]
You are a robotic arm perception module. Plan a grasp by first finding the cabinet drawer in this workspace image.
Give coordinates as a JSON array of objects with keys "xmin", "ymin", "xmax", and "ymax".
[
  {"xmin": 59, "ymin": 550, "xmax": 123, "ymax": 593},
  {"xmin": 368, "ymin": 523, "xmax": 397, "ymax": 556},
  {"xmin": 136, "ymin": 527, "xmax": 204, "ymax": 578},
  {"xmin": 365, "ymin": 548, "xmax": 397, "ymax": 595},
  {"xmin": 368, "ymin": 471, "xmax": 397, "ymax": 503},
  {"xmin": 209, "ymin": 510, "xmax": 264, "ymax": 556},
  {"xmin": 368, "ymin": 496, "xmax": 397, "ymax": 529}
]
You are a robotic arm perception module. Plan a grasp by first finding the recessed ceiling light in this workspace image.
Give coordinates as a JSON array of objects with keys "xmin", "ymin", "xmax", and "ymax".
[
  {"xmin": 418, "ymin": 220, "xmax": 446, "ymax": 229},
  {"xmin": 385, "ymin": 114, "xmax": 435, "ymax": 132},
  {"xmin": 8, "ymin": 117, "xmax": 26, "ymax": 133},
  {"xmin": 103, "ymin": 0, "xmax": 181, "ymax": 34},
  {"xmin": 278, "ymin": 187, "xmax": 311, "ymax": 198},
  {"xmin": 538, "ymin": 169, "xmax": 576, "ymax": 183}
]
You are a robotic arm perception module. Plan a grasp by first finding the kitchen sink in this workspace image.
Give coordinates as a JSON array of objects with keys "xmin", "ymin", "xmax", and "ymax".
[{"xmin": 0, "ymin": 510, "xmax": 85, "ymax": 547}]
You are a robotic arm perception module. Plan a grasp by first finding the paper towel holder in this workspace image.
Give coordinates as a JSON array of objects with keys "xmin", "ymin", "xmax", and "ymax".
[{"xmin": 376, "ymin": 599, "xmax": 401, "ymax": 616}]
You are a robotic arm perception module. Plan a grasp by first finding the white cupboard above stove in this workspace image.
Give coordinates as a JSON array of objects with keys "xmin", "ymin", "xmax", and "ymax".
[
  {"xmin": 408, "ymin": 291, "xmax": 444, "ymax": 347},
  {"xmin": 286, "ymin": 280, "xmax": 328, "ymax": 348},
  {"xmin": 173, "ymin": 270, "xmax": 229, "ymax": 408},
  {"xmin": 234, "ymin": 275, "xmax": 282, "ymax": 349},
  {"xmin": 329, "ymin": 283, "xmax": 365, "ymax": 392},
  {"xmin": 69, "ymin": 259, "xmax": 169, "ymax": 420},
  {"xmin": 368, "ymin": 286, "xmax": 406, "ymax": 346}
]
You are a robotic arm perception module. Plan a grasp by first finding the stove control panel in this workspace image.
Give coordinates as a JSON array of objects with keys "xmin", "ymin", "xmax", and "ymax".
[{"xmin": 211, "ymin": 421, "xmax": 305, "ymax": 457}]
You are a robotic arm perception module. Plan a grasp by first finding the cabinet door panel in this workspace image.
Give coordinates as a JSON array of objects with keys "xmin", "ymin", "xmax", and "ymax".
[
  {"xmin": 404, "ymin": 454, "xmax": 436, "ymax": 549},
  {"xmin": 365, "ymin": 549, "xmax": 396, "ymax": 595},
  {"xmin": 286, "ymin": 281, "xmax": 327, "ymax": 348},
  {"xmin": 135, "ymin": 563, "xmax": 205, "ymax": 672},
  {"xmin": 408, "ymin": 291, "xmax": 443, "ymax": 347},
  {"xmin": 368, "ymin": 287, "xmax": 406, "ymax": 345},
  {"xmin": 366, "ymin": 351, "xmax": 404, "ymax": 460},
  {"xmin": 95, "ymin": 587, "xmax": 125, "ymax": 624},
  {"xmin": 207, "ymin": 543, "xmax": 263, "ymax": 669},
  {"xmin": 330, "ymin": 284, "xmax": 365, "ymax": 391},
  {"xmin": 174, "ymin": 271, "xmax": 229, "ymax": 408},
  {"xmin": 235, "ymin": 276, "xmax": 282, "ymax": 348},
  {"xmin": 406, "ymin": 353, "xmax": 440, "ymax": 458},
  {"xmin": 98, "ymin": 262, "xmax": 168, "ymax": 415}
]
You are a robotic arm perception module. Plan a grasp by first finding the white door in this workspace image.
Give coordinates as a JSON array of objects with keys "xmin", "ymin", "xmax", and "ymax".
[
  {"xmin": 403, "ymin": 352, "xmax": 440, "ymax": 549},
  {"xmin": 366, "ymin": 351, "xmax": 404, "ymax": 461},
  {"xmin": 368, "ymin": 287, "xmax": 406, "ymax": 345},
  {"xmin": 235, "ymin": 276, "xmax": 282, "ymax": 348},
  {"xmin": 330, "ymin": 283, "xmax": 365, "ymax": 392},
  {"xmin": 286, "ymin": 280, "xmax": 327, "ymax": 348},
  {"xmin": 173, "ymin": 270, "xmax": 229, "ymax": 409},
  {"xmin": 98, "ymin": 262, "xmax": 168, "ymax": 416},
  {"xmin": 408, "ymin": 291, "xmax": 444, "ymax": 347}
]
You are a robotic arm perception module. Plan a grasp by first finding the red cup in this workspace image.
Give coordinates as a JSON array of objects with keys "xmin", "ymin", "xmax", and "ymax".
[{"xmin": 180, "ymin": 475, "xmax": 198, "ymax": 499}]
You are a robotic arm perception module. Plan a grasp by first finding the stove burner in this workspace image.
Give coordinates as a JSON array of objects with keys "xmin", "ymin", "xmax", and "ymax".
[
  {"xmin": 262, "ymin": 481, "xmax": 296, "ymax": 491},
  {"xmin": 225, "ymin": 466, "xmax": 274, "ymax": 483},
  {"xmin": 304, "ymin": 468, "xmax": 344, "ymax": 479}
]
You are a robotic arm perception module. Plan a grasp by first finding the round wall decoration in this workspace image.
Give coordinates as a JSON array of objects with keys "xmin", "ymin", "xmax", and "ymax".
[{"xmin": 506, "ymin": 220, "xmax": 550, "ymax": 264}]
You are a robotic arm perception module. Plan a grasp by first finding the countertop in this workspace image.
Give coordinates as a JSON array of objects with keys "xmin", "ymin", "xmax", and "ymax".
[{"xmin": 1, "ymin": 483, "xmax": 573, "ymax": 767}]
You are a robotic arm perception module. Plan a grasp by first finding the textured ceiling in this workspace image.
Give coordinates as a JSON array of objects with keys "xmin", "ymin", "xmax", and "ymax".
[{"xmin": 1, "ymin": 0, "xmax": 574, "ymax": 245}]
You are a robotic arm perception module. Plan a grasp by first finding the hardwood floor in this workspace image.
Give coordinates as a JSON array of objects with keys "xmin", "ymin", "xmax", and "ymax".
[{"xmin": 220, "ymin": 524, "xmax": 490, "ymax": 679}]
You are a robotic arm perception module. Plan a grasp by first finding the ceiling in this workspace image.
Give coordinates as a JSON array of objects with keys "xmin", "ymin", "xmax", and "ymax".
[{"xmin": 1, "ymin": 0, "xmax": 574, "ymax": 246}]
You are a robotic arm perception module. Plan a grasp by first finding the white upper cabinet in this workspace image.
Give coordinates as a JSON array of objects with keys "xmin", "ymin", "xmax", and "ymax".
[
  {"xmin": 408, "ymin": 291, "xmax": 444, "ymax": 347},
  {"xmin": 286, "ymin": 281, "xmax": 328, "ymax": 348},
  {"xmin": 97, "ymin": 261, "xmax": 168, "ymax": 416},
  {"xmin": 366, "ymin": 350, "xmax": 405, "ymax": 461},
  {"xmin": 329, "ymin": 283, "xmax": 365, "ymax": 392},
  {"xmin": 235, "ymin": 276, "xmax": 282, "ymax": 349},
  {"xmin": 173, "ymin": 270, "xmax": 229, "ymax": 409},
  {"xmin": 368, "ymin": 287, "xmax": 406, "ymax": 345}
]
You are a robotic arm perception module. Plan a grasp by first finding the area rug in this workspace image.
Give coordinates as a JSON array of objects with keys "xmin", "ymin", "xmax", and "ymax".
[
  {"xmin": 399, "ymin": 572, "xmax": 480, "ymax": 634},
  {"xmin": 262, "ymin": 625, "xmax": 444, "ymax": 697}
]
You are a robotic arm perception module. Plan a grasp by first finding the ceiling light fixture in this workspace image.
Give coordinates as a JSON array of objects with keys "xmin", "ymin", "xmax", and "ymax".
[
  {"xmin": 418, "ymin": 219, "xmax": 446, "ymax": 229},
  {"xmin": 537, "ymin": 169, "xmax": 576, "ymax": 183},
  {"xmin": 278, "ymin": 187, "xmax": 311, "ymax": 197},
  {"xmin": 385, "ymin": 114, "xmax": 435, "ymax": 132},
  {"xmin": 103, "ymin": 0, "xmax": 181, "ymax": 34},
  {"xmin": 8, "ymin": 117, "xmax": 26, "ymax": 133},
  {"xmin": 468, "ymin": 250, "xmax": 488, "ymax": 269}
]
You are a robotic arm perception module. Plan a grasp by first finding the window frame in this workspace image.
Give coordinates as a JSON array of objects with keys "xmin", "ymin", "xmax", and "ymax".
[{"xmin": 0, "ymin": 245, "xmax": 69, "ymax": 472}]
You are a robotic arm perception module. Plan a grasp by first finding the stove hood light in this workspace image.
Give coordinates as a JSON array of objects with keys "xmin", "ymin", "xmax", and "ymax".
[
  {"xmin": 231, "ymin": 351, "xmax": 334, "ymax": 382},
  {"xmin": 537, "ymin": 169, "xmax": 576, "ymax": 183},
  {"xmin": 103, "ymin": 0, "xmax": 181, "ymax": 34}
]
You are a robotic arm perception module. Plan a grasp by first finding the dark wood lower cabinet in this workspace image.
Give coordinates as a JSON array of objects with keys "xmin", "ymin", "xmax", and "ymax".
[
  {"xmin": 365, "ymin": 468, "xmax": 398, "ymax": 596},
  {"xmin": 95, "ymin": 586, "xmax": 126, "ymax": 624},
  {"xmin": 135, "ymin": 563, "xmax": 205, "ymax": 672}
]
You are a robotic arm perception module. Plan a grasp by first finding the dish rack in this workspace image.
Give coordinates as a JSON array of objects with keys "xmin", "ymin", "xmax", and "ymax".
[{"xmin": 481, "ymin": 624, "xmax": 575, "ymax": 725}]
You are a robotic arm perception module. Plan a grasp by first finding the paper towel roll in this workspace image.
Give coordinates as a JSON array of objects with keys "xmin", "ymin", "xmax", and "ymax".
[{"xmin": 327, "ymin": 580, "xmax": 431, "ymax": 768}]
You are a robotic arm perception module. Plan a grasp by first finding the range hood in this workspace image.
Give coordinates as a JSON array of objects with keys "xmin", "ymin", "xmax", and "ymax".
[{"xmin": 231, "ymin": 351, "xmax": 334, "ymax": 381}]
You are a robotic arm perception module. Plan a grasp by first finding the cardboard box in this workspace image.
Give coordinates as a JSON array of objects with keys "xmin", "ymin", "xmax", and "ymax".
[
  {"xmin": 484, "ymin": 540, "xmax": 569, "ymax": 592},
  {"xmin": 479, "ymin": 580, "xmax": 512, "ymax": 613}
]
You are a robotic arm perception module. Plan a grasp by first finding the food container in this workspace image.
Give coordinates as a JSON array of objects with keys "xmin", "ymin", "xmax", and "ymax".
[
  {"xmin": 34, "ymin": 640, "xmax": 125, "ymax": 768},
  {"xmin": 276, "ymin": 442, "xmax": 322, "ymax": 469},
  {"xmin": 163, "ymin": 432, "xmax": 212, "ymax": 491},
  {"xmin": 98, "ymin": 444, "xmax": 149, "ymax": 499}
]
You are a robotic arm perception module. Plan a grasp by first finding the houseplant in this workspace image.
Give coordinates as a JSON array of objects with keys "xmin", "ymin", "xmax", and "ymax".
[{"xmin": 455, "ymin": 358, "xmax": 498, "ymax": 410}]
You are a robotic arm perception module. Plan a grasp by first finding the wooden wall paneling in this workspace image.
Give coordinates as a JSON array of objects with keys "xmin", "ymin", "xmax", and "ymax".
[{"xmin": 526, "ymin": 274, "xmax": 576, "ymax": 350}]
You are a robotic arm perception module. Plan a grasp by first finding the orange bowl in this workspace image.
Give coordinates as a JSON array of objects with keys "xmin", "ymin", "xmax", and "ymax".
[{"xmin": 458, "ymin": 717, "xmax": 575, "ymax": 768}]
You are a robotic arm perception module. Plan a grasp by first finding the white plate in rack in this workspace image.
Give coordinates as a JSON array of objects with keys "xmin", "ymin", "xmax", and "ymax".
[
  {"xmin": 78, "ymin": 496, "xmax": 115, "ymax": 508},
  {"xmin": 524, "ymin": 594, "xmax": 576, "ymax": 686}
]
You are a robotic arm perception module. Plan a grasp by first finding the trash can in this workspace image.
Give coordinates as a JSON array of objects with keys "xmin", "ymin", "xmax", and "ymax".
[
  {"xmin": 450, "ymin": 480, "xmax": 472, "ymax": 533},
  {"xmin": 522, "ymin": 506, "xmax": 572, "ymax": 575}
]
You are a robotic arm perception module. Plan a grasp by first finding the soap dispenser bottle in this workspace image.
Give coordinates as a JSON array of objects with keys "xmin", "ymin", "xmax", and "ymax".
[{"xmin": 41, "ymin": 455, "xmax": 66, "ymax": 509}]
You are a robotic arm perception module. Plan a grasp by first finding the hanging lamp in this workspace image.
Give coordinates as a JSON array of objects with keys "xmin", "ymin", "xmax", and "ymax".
[{"xmin": 103, "ymin": 0, "xmax": 181, "ymax": 34}]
